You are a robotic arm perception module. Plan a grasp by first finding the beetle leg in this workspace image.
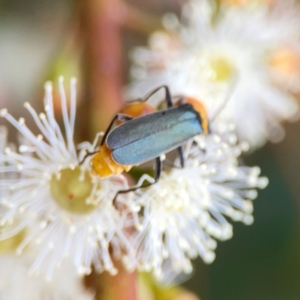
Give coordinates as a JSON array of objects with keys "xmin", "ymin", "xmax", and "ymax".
[
  {"xmin": 112, "ymin": 157, "xmax": 162, "ymax": 203},
  {"xmin": 177, "ymin": 146, "xmax": 185, "ymax": 168},
  {"xmin": 100, "ymin": 114, "xmax": 133, "ymax": 146},
  {"xmin": 79, "ymin": 114, "xmax": 133, "ymax": 165},
  {"xmin": 153, "ymin": 156, "xmax": 162, "ymax": 181},
  {"xmin": 162, "ymin": 146, "xmax": 185, "ymax": 169}
]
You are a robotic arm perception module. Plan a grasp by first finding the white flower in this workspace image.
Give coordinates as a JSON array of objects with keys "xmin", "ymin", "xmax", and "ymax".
[
  {"xmin": 211, "ymin": 0, "xmax": 300, "ymax": 93},
  {"xmin": 0, "ymin": 78, "xmax": 135, "ymax": 278},
  {"xmin": 0, "ymin": 205, "xmax": 93, "ymax": 299},
  {"xmin": 127, "ymin": 0, "xmax": 300, "ymax": 149},
  {"xmin": 129, "ymin": 133, "xmax": 268, "ymax": 279},
  {"xmin": 0, "ymin": 250, "xmax": 93, "ymax": 300}
]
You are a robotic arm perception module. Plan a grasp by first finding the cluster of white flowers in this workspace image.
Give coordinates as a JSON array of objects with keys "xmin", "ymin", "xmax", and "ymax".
[
  {"xmin": 129, "ymin": 133, "xmax": 268, "ymax": 279},
  {"xmin": 4, "ymin": 0, "xmax": 300, "ymax": 295},
  {"xmin": 127, "ymin": 0, "xmax": 300, "ymax": 149},
  {"xmin": 0, "ymin": 79, "xmax": 136, "ymax": 297},
  {"xmin": 0, "ymin": 77, "xmax": 268, "ymax": 291}
]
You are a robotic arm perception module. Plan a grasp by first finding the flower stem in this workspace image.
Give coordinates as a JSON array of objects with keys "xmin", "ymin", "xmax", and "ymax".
[
  {"xmin": 120, "ymin": 3, "xmax": 162, "ymax": 34},
  {"xmin": 79, "ymin": 0, "xmax": 124, "ymax": 138},
  {"xmin": 78, "ymin": 0, "xmax": 161, "ymax": 141}
]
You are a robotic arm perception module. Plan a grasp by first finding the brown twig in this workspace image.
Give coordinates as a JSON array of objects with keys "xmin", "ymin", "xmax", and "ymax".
[
  {"xmin": 78, "ymin": 0, "xmax": 162, "ymax": 141},
  {"xmin": 120, "ymin": 2, "xmax": 162, "ymax": 34},
  {"xmin": 79, "ymin": 0, "xmax": 125, "ymax": 138},
  {"xmin": 78, "ymin": 0, "xmax": 152, "ymax": 298},
  {"xmin": 85, "ymin": 260, "xmax": 137, "ymax": 300}
]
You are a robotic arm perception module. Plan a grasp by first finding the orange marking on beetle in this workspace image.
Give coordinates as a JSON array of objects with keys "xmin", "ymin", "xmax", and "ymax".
[
  {"xmin": 117, "ymin": 102, "xmax": 157, "ymax": 125},
  {"xmin": 175, "ymin": 97, "xmax": 208, "ymax": 134}
]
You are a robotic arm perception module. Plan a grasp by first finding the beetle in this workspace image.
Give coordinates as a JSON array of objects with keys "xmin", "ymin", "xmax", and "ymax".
[{"xmin": 82, "ymin": 86, "xmax": 208, "ymax": 198}]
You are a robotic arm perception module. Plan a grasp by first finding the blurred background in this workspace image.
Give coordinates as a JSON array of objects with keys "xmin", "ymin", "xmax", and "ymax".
[{"xmin": 0, "ymin": 0, "xmax": 299, "ymax": 299}]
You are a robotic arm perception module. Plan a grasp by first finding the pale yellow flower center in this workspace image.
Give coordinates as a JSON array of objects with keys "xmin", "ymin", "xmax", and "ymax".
[
  {"xmin": 0, "ymin": 228, "xmax": 26, "ymax": 253},
  {"xmin": 207, "ymin": 56, "xmax": 235, "ymax": 82},
  {"xmin": 50, "ymin": 167, "xmax": 97, "ymax": 214}
]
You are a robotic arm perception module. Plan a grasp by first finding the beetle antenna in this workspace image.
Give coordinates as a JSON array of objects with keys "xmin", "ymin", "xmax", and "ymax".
[
  {"xmin": 79, "ymin": 151, "xmax": 98, "ymax": 165},
  {"xmin": 210, "ymin": 72, "xmax": 238, "ymax": 123},
  {"xmin": 143, "ymin": 85, "xmax": 173, "ymax": 108}
]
